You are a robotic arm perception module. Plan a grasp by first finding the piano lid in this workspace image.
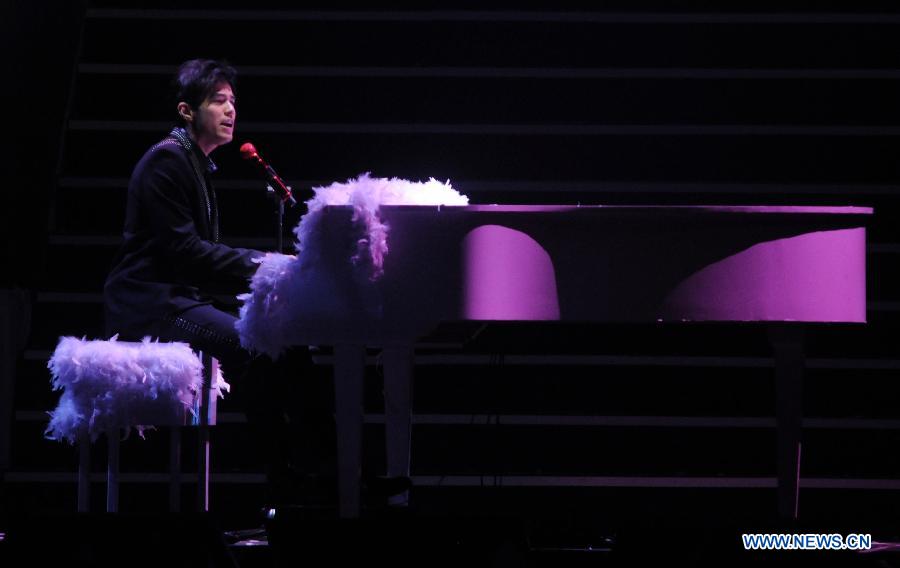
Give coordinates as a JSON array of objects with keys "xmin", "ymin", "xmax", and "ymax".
[{"xmin": 374, "ymin": 204, "xmax": 874, "ymax": 216}]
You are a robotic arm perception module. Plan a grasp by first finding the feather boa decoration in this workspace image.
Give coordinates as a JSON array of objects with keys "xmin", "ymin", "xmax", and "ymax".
[
  {"xmin": 45, "ymin": 336, "xmax": 229, "ymax": 443},
  {"xmin": 297, "ymin": 172, "xmax": 468, "ymax": 278},
  {"xmin": 236, "ymin": 173, "xmax": 468, "ymax": 357}
]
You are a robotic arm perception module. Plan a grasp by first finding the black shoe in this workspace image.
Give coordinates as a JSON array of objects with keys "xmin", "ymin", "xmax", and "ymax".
[{"xmin": 223, "ymin": 526, "xmax": 268, "ymax": 547}]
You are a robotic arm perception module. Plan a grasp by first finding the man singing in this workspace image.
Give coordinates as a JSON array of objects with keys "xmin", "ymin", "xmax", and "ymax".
[
  {"xmin": 104, "ymin": 59, "xmax": 408, "ymax": 507},
  {"xmin": 104, "ymin": 59, "xmax": 325, "ymax": 504}
]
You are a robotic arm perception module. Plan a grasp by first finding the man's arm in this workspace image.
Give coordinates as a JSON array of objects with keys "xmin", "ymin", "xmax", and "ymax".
[{"xmin": 139, "ymin": 150, "xmax": 265, "ymax": 289}]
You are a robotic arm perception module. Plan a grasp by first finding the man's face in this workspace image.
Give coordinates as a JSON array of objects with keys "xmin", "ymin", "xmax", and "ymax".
[{"xmin": 192, "ymin": 82, "xmax": 236, "ymax": 154}]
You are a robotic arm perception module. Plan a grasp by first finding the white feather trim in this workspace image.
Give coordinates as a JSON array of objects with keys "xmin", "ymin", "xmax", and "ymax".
[
  {"xmin": 298, "ymin": 172, "xmax": 468, "ymax": 278},
  {"xmin": 45, "ymin": 336, "xmax": 209, "ymax": 443},
  {"xmin": 236, "ymin": 174, "xmax": 467, "ymax": 357}
]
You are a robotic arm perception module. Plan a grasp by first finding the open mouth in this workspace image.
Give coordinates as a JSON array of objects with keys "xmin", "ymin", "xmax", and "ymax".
[{"xmin": 221, "ymin": 121, "xmax": 234, "ymax": 128}]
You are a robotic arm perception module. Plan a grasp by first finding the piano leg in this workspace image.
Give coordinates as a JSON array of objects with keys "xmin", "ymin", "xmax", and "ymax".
[
  {"xmin": 769, "ymin": 325, "xmax": 804, "ymax": 520},
  {"xmin": 334, "ymin": 344, "xmax": 366, "ymax": 518},
  {"xmin": 383, "ymin": 346, "xmax": 414, "ymax": 507}
]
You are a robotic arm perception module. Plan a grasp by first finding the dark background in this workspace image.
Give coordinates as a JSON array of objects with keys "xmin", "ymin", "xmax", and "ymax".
[{"xmin": 2, "ymin": 1, "xmax": 900, "ymax": 564}]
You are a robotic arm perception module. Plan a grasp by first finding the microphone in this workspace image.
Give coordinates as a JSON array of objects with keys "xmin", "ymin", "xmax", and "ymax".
[{"xmin": 240, "ymin": 142, "xmax": 297, "ymax": 207}]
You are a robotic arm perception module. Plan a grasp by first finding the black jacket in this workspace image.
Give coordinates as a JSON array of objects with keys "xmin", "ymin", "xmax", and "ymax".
[{"xmin": 104, "ymin": 130, "xmax": 263, "ymax": 337}]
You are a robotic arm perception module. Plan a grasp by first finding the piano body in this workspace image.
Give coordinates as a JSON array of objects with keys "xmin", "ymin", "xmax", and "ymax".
[{"xmin": 287, "ymin": 204, "xmax": 871, "ymax": 518}]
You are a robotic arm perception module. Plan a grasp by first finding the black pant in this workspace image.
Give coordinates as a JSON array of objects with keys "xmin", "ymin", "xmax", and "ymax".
[{"xmin": 140, "ymin": 303, "xmax": 336, "ymax": 479}]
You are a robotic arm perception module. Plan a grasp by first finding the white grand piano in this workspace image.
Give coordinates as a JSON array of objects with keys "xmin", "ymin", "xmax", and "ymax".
[{"xmin": 279, "ymin": 204, "xmax": 871, "ymax": 519}]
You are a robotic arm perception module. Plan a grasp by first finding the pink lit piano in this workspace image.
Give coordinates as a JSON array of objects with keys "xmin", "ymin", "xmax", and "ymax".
[{"xmin": 299, "ymin": 204, "xmax": 871, "ymax": 518}]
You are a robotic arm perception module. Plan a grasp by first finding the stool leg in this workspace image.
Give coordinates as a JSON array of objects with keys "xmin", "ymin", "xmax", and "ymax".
[
  {"xmin": 77, "ymin": 430, "xmax": 90, "ymax": 512},
  {"xmin": 169, "ymin": 426, "xmax": 181, "ymax": 512},
  {"xmin": 197, "ymin": 353, "xmax": 215, "ymax": 512},
  {"xmin": 197, "ymin": 428, "xmax": 209, "ymax": 512},
  {"xmin": 107, "ymin": 429, "xmax": 120, "ymax": 513}
]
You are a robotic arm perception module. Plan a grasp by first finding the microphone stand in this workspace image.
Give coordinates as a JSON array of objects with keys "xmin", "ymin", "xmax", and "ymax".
[
  {"xmin": 267, "ymin": 184, "xmax": 285, "ymax": 253},
  {"xmin": 241, "ymin": 142, "xmax": 295, "ymax": 253}
]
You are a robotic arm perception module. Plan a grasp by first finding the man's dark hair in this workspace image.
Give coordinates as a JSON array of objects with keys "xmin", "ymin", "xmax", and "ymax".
[{"xmin": 171, "ymin": 59, "xmax": 237, "ymax": 126}]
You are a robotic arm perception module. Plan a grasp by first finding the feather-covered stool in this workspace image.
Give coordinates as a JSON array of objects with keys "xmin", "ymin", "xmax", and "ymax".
[{"xmin": 45, "ymin": 336, "xmax": 227, "ymax": 513}]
